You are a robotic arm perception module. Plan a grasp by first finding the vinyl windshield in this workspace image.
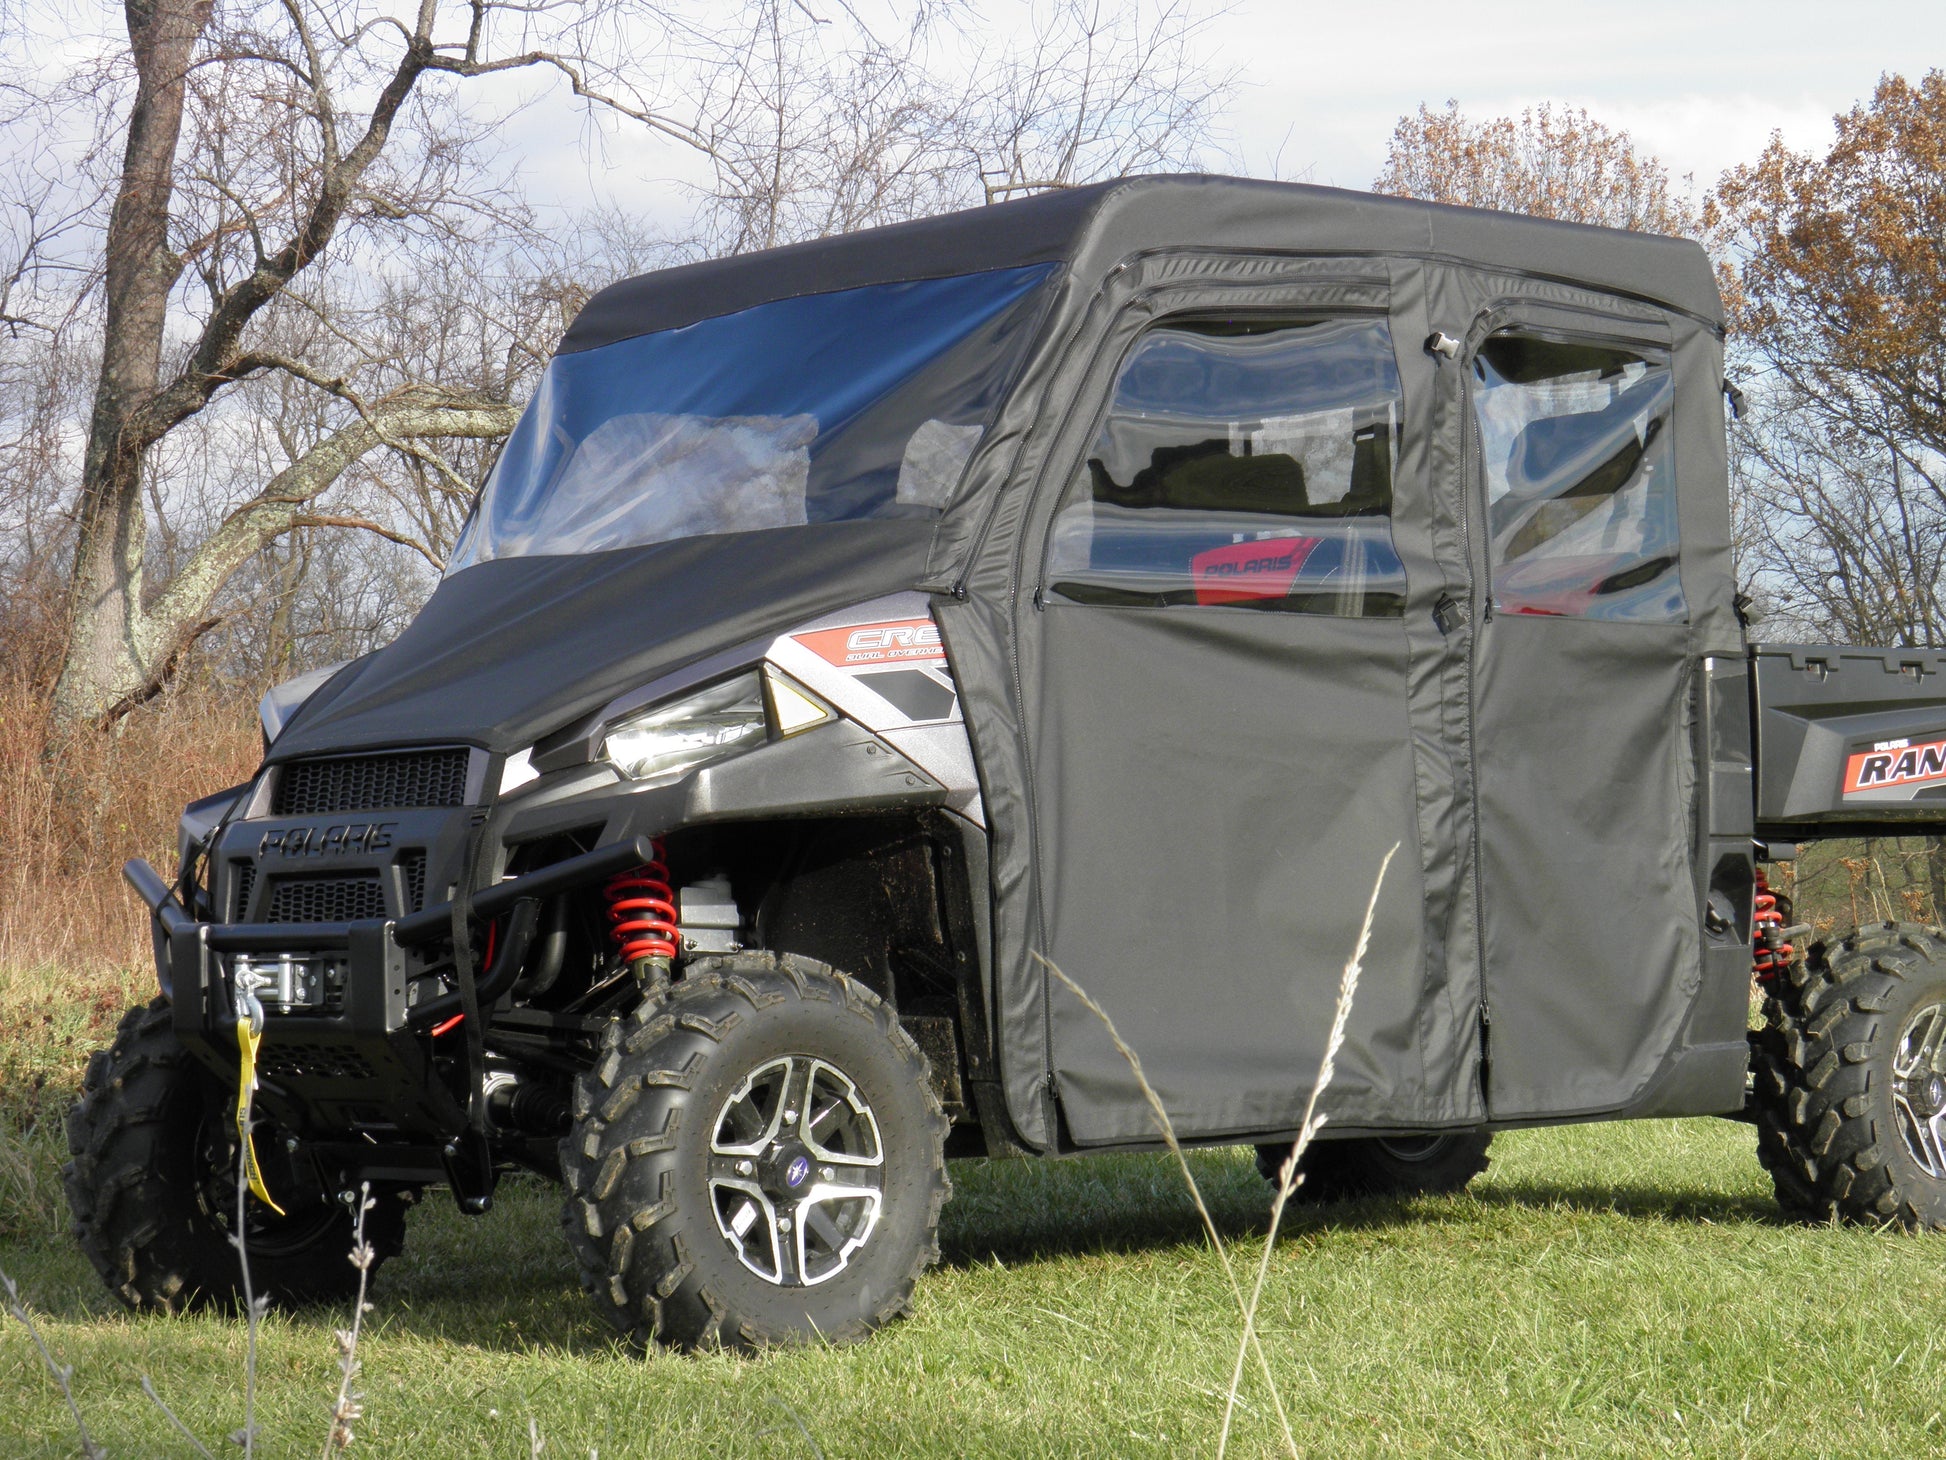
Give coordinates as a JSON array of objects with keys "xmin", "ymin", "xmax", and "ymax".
[{"xmin": 447, "ymin": 264, "xmax": 1057, "ymax": 570}]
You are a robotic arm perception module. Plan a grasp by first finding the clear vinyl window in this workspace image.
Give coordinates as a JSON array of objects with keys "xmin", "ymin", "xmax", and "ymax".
[
  {"xmin": 1473, "ymin": 331, "xmax": 1685, "ymax": 622},
  {"xmin": 1045, "ymin": 316, "xmax": 1406, "ymax": 617},
  {"xmin": 446, "ymin": 264, "xmax": 1056, "ymax": 570}
]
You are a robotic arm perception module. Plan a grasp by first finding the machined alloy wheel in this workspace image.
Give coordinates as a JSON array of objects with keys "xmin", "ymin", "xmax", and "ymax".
[
  {"xmin": 1891, "ymin": 999, "xmax": 1946, "ymax": 1179},
  {"xmin": 708, "ymin": 1055, "xmax": 885, "ymax": 1287},
  {"xmin": 560, "ymin": 953, "xmax": 950, "ymax": 1352}
]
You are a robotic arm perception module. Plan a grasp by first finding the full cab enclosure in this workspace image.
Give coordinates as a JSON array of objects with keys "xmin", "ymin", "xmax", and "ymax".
[
  {"xmin": 88, "ymin": 175, "xmax": 1946, "ymax": 1349},
  {"xmin": 266, "ymin": 175, "xmax": 1743, "ymax": 1149}
]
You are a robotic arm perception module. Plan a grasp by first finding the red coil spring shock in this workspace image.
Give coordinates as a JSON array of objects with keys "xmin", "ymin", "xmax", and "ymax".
[
  {"xmin": 1751, "ymin": 866, "xmax": 1795, "ymax": 986},
  {"xmin": 605, "ymin": 839, "xmax": 679, "ymax": 977}
]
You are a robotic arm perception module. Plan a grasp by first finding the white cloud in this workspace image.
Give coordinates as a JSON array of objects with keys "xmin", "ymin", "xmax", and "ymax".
[{"xmin": 1209, "ymin": 0, "xmax": 1942, "ymax": 193}]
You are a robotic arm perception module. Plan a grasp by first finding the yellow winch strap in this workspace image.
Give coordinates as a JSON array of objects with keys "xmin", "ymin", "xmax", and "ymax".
[{"xmin": 234, "ymin": 1016, "xmax": 286, "ymax": 1217}]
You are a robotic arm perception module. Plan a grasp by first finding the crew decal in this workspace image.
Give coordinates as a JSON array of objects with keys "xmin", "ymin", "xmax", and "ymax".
[
  {"xmin": 793, "ymin": 617, "xmax": 945, "ymax": 669},
  {"xmin": 1190, "ymin": 536, "xmax": 1322, "ymax": 606},
  {"xmin": 1844, "ymin": 735, "xmax": 1946, "ymax": 796}
]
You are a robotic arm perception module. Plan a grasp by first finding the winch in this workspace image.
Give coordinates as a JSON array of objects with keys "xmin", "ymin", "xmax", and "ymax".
[{"xmin": 229, "ymin": 951, "xmax": 344, "ymax": 1014}]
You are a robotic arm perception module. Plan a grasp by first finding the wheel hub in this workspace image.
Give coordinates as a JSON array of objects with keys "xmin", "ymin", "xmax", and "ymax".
[
  {"xmin": 759, "ymin": 1142, "xmax": 817, "ymax": 1199},
  {"xmin": 1911, "ymin": 1072, "xmax": 1946, "ymax": 1120},
  {"xmin": 707, "ymin": 1054, "xmax": 885, "ymax": 1287}
]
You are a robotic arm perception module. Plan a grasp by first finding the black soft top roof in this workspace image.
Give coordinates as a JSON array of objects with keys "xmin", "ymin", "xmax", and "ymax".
[{"xmin": 560, "ymin": 174, "xmax": 1723, "ymax": 354}]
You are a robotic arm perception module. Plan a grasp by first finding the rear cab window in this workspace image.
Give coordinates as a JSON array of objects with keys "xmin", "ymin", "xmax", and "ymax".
[{"xmin": 1472, "ymin": 332, "xmax": 1685, "ymax": 622}]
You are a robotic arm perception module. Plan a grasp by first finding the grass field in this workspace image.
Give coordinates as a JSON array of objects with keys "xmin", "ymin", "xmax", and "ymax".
[
  {"xmin": 8, "ymin": 949, "xmax": 1946, "ymax": 1458},
  {"xmin": 8, "ymin": 1094, "xmax": 1946, "ymax": 1456}
]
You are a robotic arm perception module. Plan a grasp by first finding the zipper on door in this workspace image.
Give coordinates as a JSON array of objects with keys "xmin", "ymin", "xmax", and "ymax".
[{"xmin": 1457, "ymin": 345, "xmax": 1494, "ymax": 1104}]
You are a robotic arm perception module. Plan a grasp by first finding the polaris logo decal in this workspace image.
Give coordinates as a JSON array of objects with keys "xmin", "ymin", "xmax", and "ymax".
[
  {"xmin": 259, "ymin": 822, "xmax": 396, "ymax": 857},
  {"xmin": 794, "ymin": 617, "xmax": 945, "ymax": 668},
  {"xmin": 1844, "ymin": 736, "xmax": 1946, "ymax": 796},
  {"xmin": 1190, "ymin": 536, "xmax": 1323, "ymax": 606}
]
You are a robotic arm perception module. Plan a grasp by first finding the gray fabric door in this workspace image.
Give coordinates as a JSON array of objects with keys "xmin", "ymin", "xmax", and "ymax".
[
  {"xmin": 1016, "ymin": 301, "xmax": 1447, "ymax": 1144},
  {"xmin": 1460, "ymin": 311, "xmax": 1703, "ymax": 1118}
]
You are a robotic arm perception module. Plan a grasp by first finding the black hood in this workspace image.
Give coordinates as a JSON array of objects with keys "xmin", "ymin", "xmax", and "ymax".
[{"xmin": 267, "ymin": 521, "xmax": 932, "ymax": 761}]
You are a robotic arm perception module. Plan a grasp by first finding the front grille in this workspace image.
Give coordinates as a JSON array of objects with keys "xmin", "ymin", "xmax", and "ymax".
[
  {"xmin": 264, "ymin": 872, "xmax": 386, "ymax": 924},
  {"xmin": 401, "ymin": 851, "xmax": 428, "ymax": 913},
  {"xmin": 231, "ymin": 860, "xmax": 256, "ymax": 920},
  {"xmin": 273, "ymin": 748, "xmax": 469, "ymax": 816},
  {"xmin": 260, "ymin": 1043, "xmax": 376, "ymax": 1081}
]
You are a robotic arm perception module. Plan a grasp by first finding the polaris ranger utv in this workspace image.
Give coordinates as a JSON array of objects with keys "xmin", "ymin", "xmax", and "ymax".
[{"xmin": 68, "ymin": 176, "xmax": 1946, "ymax": 1351}]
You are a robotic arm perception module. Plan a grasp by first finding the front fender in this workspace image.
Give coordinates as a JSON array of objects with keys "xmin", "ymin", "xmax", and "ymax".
[{"xmin": 496, "ymin": 719, "xmax": 948, "ymax": 850}]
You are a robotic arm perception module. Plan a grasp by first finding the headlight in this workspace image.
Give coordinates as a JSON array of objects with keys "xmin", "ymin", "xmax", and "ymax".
[{"xmin": 602, "ymin": 674, "xmax": 769, "ymax": 785}]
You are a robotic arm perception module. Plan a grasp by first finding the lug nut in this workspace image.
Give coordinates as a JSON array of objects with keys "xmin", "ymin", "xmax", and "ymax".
[
  {"xmin": 736, "ymin": 1159, "xmax": 754, "ymax": 1176},
  {"xmin": 821, "ymin": 1166, "xmax": 834, "ymax": 1182},
  {"xmin": 784, "ymin": 1109, "xmax": 797, "ymax": 1124},
  {"xmin": 284, "ymin": 1137, "xmax": 300, "ymax": 1153},
  {"xmin": 777, "ymin": 1216, "xmax": 793, "ymax": 1233}
]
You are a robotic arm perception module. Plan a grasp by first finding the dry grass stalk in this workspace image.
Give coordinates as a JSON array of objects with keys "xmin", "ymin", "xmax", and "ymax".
[
  {"xmin": 235, "ymin": 1081, "xmax": 269, "ymax": 1457},
  {"xmin": 141, "ymin": 1373, "xmax": 221, "ymax": 1459},
  {"xmin": 1218, "ymin": 842, "xmax": 1399, "ymax": 1459},
  {"xmin": 1034, "ymin": 954, "xmax": 1298, "ymax": 1458},
  {"xmin": 324, "ymin": 1183, "xmax": 378, "ymax": 1457},
  {"xmin": 2, "ymin": 1268, "xmax": 106, "ymax": 1459}
]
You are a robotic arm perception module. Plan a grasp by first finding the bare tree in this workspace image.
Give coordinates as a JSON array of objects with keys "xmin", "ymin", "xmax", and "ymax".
[
  {"xmin": 1711, "ymin": 71, "xmax": 1946, "ymax": 647},
  {"xmin": 682, "ymin": 0, "xmax": 1231, "ymax": 256},
  {"xmin": 11, "ymin": 0, "xmax": 1230, "ymax": 726},
  {"xmin": 48, "ymin": 0, "xmax": 713, "ymax": 727}
]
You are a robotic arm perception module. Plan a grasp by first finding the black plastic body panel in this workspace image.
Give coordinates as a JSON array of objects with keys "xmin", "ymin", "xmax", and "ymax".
[
  {"xmin": 496, "ymin": 719, "xmax": 947, "ymax": 851},
  {"xmin": 1750, "ymin": 643, "xmax": 1946, "ymax": 837}
]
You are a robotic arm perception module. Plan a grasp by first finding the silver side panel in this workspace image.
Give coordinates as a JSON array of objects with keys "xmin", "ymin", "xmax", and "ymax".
[{"xmin": 764, "ymin": 592, "xmax": 984, "ymax": 824}]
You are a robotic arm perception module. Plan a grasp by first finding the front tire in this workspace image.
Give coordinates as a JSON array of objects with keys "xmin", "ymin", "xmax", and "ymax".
[
  {"xmin": 62, "ymin": 1000, "xmax": 409, "ymax": 1311},
  {"xmin": 560, "ymin": 953, "xmax": 950, "ymax": 1352},
  {"xmin": 1253, "ymin": 1131, "xmax": 1492, "ymax": 1203},
  {"xmin": 1753, "ymin": 922, "xmax": 1946, "ymax": 1229}
]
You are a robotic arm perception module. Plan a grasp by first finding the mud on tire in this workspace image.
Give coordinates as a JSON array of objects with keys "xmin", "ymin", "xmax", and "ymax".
[
  {"xmin": 559, "ymin": 953, "xmax": 950, "ymax": 1353},
  {"xmin": 1753, "ymin": 922, "xmax": 1946, "ymax": 1230},
  {"xmin": 1253, "ymin": 1131, "xmax": 1491, "ymax": 1203},
  {"xmin": 62, "ymin": 1000, "xmax": 409, "ymax": 1311}
]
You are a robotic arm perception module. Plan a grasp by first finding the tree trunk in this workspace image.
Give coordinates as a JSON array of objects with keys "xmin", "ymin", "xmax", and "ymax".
[{"xmin": 51, "ymin": 0, "xmax": 214, "ymax": 728}]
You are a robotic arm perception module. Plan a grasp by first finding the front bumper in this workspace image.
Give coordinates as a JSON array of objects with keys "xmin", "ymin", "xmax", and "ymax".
[{"xmin": 126, "ymin": 838, "xmax": 656, "ymax": 1158}]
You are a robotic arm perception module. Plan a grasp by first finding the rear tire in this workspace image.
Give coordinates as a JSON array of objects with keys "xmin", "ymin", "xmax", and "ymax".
[
  {"xmin": 1253, "ymin": 1131, "xmax": 1491, "ymax": 1203},
  {"xmin": 1753, "ymin": 922, "xmax": 1946, "ymax": 1229},
  {"xmin": 62, "ymin": 1000, "xmax": 409, "ymax": 1311},
  {"xmin": 560, "ymin": 953, "xmax": 950, "ymax": 1352}
]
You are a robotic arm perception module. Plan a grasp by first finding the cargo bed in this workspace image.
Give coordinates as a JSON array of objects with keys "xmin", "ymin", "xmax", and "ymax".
[{"xmin": 1750, "ymin": 643, "xmax": 1946, "ymax": 839}]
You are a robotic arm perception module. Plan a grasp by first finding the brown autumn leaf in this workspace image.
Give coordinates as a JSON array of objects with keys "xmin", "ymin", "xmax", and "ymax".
[
  {"xmin": 1712, "ymin": 70, "xmax": 1946, "ymax": 435},
  {"xmin": 1373, "ymin": 99, "xmax": 1699, "ymax": 237}
]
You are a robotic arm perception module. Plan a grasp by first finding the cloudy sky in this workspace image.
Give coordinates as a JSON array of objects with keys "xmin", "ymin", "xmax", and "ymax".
[
  {"xmin": 1214, "ymin": 0, "xmax": 1945, "ymax": 192},
  {"xmin": 503, "ymin": 0, "xmax": 1944, "ymax": 232}
]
